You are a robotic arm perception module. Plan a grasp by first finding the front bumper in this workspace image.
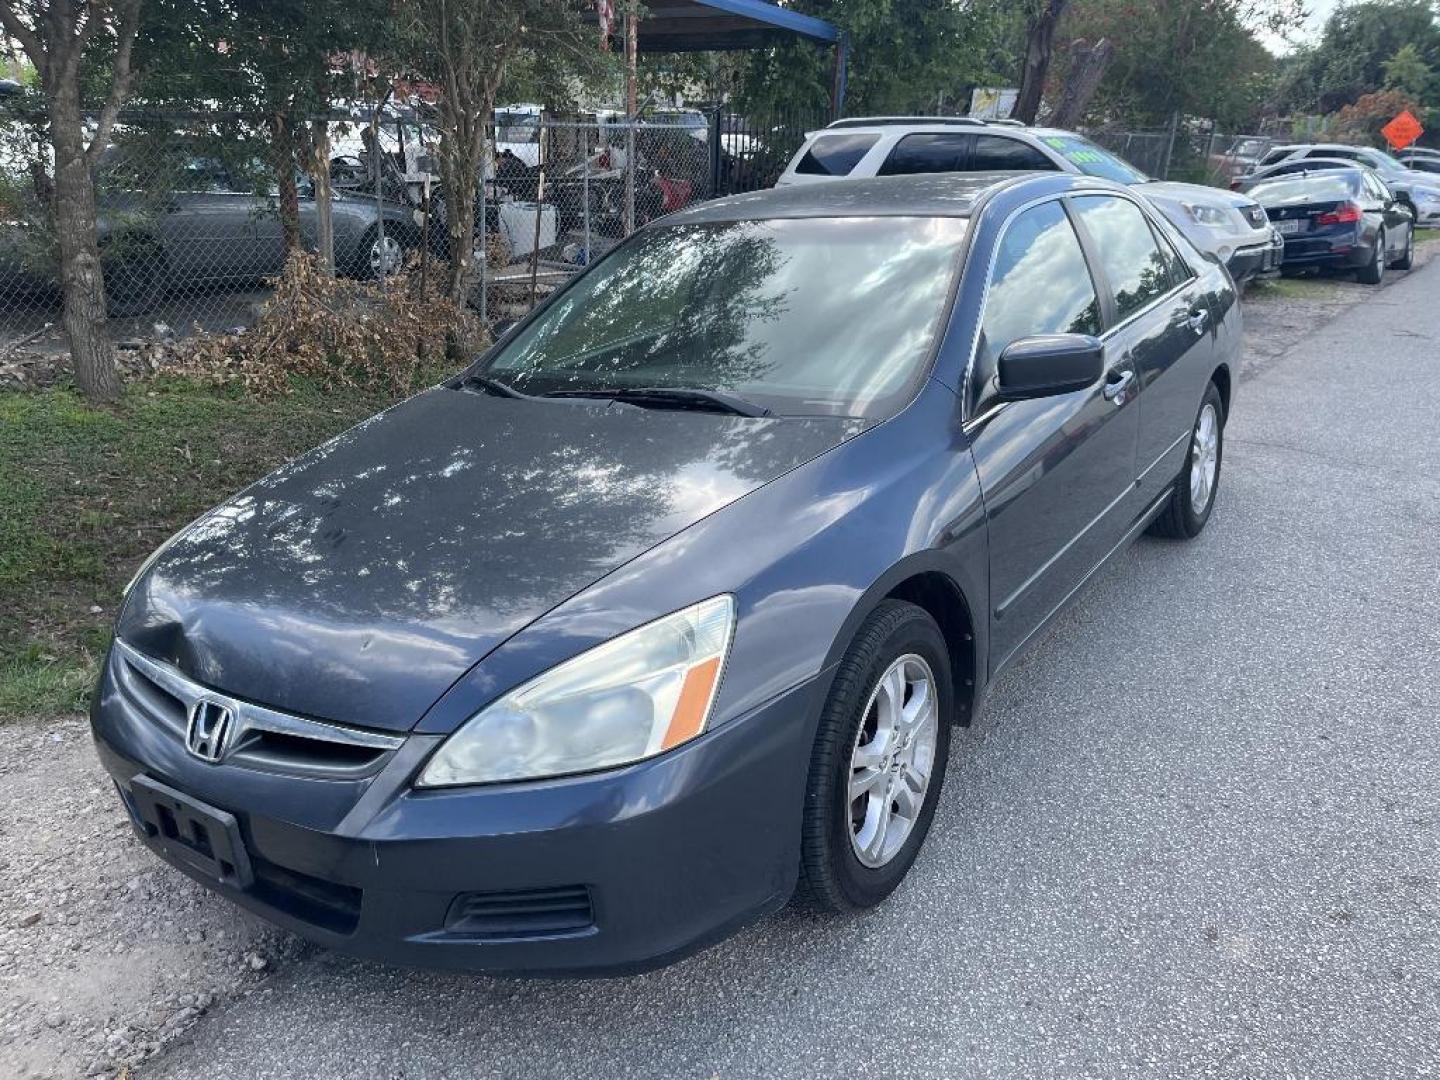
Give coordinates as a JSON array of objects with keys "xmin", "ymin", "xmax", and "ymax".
[
  {"xmin": 1225, "ymin": 231, "xmax": 1284, "ymax": 284},
  {"xmin": 91, "ymin": 645, "xmax": 824, "ymax": 974}
]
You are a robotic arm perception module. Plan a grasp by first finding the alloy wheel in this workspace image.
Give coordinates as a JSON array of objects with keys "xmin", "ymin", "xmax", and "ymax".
[
  {"xmin": 1189, "ymin": 402, "xmax": 1220, "ymax": 511},
  {"xmin": 847, "ymin": 653, "xmax": 939, "ymax": 869},
  {"xmin": 370, "ymin": 234, "xmax": 404, "ymax": 276}
]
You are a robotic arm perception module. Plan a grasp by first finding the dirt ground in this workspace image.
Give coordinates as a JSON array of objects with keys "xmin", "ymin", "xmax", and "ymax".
[{"xmin": 2, "ymin": 239, "xmax": 1437, "ymax": 1080}]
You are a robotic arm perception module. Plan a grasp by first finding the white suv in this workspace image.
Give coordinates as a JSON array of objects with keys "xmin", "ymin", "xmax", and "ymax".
[{"xmin": 778, "ymin": 118, "xmax": 1282, "ymax": 285}]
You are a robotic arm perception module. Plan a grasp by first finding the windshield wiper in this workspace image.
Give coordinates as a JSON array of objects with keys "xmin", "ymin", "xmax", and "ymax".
[
  {"xmin": 455, "ymin": 373, "xmax": 528, "ymax": 399},
  {"xmin": 543, "ymin": 386, "xmax": 771, "ymax": 417}
]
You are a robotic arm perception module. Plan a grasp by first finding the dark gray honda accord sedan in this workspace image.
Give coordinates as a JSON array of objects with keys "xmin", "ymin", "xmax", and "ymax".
[{"xmin": 92, "ymin": 172, "xmax": 1238, "ymax": 974}]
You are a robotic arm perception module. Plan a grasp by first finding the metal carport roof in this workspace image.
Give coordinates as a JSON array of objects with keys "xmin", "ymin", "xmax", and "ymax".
[{"xmin": 587, "ymin": 0, "xmax": 848, "ymax": 113}]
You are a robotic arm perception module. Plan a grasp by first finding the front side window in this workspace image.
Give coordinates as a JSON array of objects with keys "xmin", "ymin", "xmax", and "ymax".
[
  {"xmin": 971, "ymin": 135, "xmax": 1057, "ymax": 172},
  {"xmin": 1035, "ymin": 134, "xmax": 1148, "ymax": 184},
  {"xmin": 878, "ymin": 133, "xmax": 971, "ymax": 176},
  {"xmin": 972, "ymin": 200, "xmax": 1100, "ymax": 412},
  {"xmin": 485, "ymin": 216, "xmax": 969, "ymax": 419},
  {"xmin": 1070, "ymin": 195, "xmax": 1172, "ymax": 323},
  {"xmin": 794, "ymin": 133, "xmax": 880, "ymax": 177}
]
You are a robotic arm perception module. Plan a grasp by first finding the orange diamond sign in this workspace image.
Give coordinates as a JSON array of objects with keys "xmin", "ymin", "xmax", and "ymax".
[{"xmin": 1381, "ymin": 110, "xmax": 1424, "ymax": 151}]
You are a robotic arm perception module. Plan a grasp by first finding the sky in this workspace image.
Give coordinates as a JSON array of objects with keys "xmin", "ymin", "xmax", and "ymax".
[{"xmin": 1263, "ymin": 0, "xmax": 1342, "ymax": 54}]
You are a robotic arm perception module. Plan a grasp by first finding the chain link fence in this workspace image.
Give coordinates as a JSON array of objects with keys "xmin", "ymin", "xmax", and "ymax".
[
  {"xmin": 0, "ymin": 104, "xmax": 806, "ymax": 364},
  {"xmin": 1084, "ymin": 125, "xmax": 1291, "ymax": 188}
]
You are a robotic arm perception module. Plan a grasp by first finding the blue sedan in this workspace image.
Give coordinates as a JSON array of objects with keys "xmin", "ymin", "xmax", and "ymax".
[{"xmin": 93, "ymin": 172, "xmax": 1239, "ymax": 974}]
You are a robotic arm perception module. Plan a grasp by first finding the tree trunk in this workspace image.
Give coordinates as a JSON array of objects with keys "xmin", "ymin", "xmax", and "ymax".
[
  {"xmin": 48, "ymin": 83, "xmax": 120, "ymax": 403},
  {"xmin": 309, "ymin": 115, "xmax": 335, "ymax": 273},
  {"xmin": 1050, "ymin": 37, "xmax": 1114, "ymax": 130},
  {"xmin": 267, "ymin": 111, "xmax": 301, "ymax": 252},
  {"xmin": 441, "ymin": 96, "xmax": 485, "ymax": 308},
  {"xmin": 1014, "ymin": 0, "xmax": 1070, "ymax": 125}
]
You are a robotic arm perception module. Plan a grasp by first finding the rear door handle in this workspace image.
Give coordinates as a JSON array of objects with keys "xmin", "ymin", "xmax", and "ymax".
[
  {"xmin": 1186, "ymin": 308, "xmax": 1209, "ymax": 335},
  {"xmin": 1103, "ymin": 369, "xmax": 1135, "ymax": 402}
]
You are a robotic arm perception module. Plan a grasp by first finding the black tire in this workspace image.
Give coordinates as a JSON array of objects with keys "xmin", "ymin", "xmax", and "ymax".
[
  {"xmin": 102, "ymin": 238, "xmax": 165, "ymax": 317},
  {"xmin": 1392, "ymin": 224, "xmax": 1414, "ymax": 271},
  {"xmin": 799, "ymin": 600, "xmax": 953, "ymax": 913},
  {"xmin": 1356, "ymin": 230, "xmax": 1384, "ymax": 285},
  {"xmin": 1149, "ymin": 381, "xmax": 1225, "ymax": 540}
]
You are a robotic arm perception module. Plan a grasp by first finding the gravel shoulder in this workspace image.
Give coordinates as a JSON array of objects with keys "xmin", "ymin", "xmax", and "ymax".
[
  {"xmin": 2, "ymin": 245, "xmax": 1437, "ymax": 1080},
  {"xmin": 0, "ymin": 721, "xmax": 305, "ymax": 1079}
]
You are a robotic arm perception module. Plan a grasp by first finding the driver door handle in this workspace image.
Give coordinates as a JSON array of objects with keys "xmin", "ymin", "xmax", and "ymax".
[
  {"xmin": 1186, "ymin": 307, "xmax": 1210, "ymax": 335},
  {"xmin": 1103, "ymin": 368, "xmax": 1135, "ymax": 403}
]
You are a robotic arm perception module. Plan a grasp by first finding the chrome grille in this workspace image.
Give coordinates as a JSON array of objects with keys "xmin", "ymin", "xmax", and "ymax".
[{"xmin": 112, "ymin": 640, "xmax": 403, "ymax": 779}]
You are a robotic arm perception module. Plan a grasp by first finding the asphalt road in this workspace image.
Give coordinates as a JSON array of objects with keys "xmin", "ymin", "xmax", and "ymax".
[{"xmin": 143, "ymin": 264, "xmax": 1440, "ymax": 1080}]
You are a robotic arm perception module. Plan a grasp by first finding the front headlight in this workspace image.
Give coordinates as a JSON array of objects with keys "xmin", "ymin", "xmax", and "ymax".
[
  {"xmin": 417, "ymin": 595, "xmax": 735, "ymax": 787},
  {"xmin": 1185, "ymin": 202, "xmax": 1231, "ymax": 228}
]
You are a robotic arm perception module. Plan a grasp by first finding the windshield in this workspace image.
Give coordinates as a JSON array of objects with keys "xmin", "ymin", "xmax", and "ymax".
[
  {"xmin": 482, "ymin": 216, "xmax": 968, "ymax": 418},
  {"xmin": 1250, "ymin": 174, "xmax": 1357, "ymax": 204},
  {"xmin": 1037, "ymin": 133, "xmax": 1149, "ymax": 184}
]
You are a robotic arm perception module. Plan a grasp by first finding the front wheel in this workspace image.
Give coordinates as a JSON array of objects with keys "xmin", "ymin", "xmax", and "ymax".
[
  {"xmin": 799, "ymin": 600, "xmax": 953, "ymax": 912},
  {"xmin": 1148, "ymin": 381, "xmax": 1224, "ymax": 540}
]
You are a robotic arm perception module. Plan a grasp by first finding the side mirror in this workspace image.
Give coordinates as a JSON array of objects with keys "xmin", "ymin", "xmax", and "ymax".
[
  {"xmin": 491, "ymin": 318, "xmax": 518, "ymax": 337},
  {"xmin": 996, "ymin": 334, "xmax": 1104, "ymax": 402}
]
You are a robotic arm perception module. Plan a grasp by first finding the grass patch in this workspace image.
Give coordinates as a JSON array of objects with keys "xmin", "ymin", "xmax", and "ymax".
[
  {"xmin": 0, "ymin": 375, "xmax": 428, "ymax": 720},
  {"xmin": 1245, "ymin": 274, "xmax": 1344, "ymax": 302}
]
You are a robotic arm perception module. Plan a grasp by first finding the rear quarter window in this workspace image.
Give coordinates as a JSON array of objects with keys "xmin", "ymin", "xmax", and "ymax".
[{"xmin": 794, "ymin": 133, "xmax": 880, "ymax": 177}]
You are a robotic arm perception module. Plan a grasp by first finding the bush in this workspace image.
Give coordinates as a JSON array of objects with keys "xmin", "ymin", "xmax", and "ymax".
[
  {"xmin": 174, "ymin": 251, "xmax": 485, "ymax": 396},
  {"xmin": 1328, "ymin": 90, "xmax": 1424, "ymax": 148}
]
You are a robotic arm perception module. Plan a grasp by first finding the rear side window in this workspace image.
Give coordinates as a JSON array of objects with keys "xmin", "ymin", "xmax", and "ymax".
[
  {"xmin": 972, "ymin": 135, "xmax": 1056, "ymax": 172},
  {"xmin": 878, "ymin": 133, "xmax": 971, "ymax": 176},
  {"xmin": 794, "ymin": 133, "xmax": 879, "ymax": 176},
  {"xmin": 1259, "ymin": 148, "xmax": 1292, "ymax": 166},
  {"xmin": 972, "ymin": 200, "xmax": 1100, "ymax": 412},
  {"xmin": 1070, "ymin": 195, "xmax": 1173, "ymax": 323},
  {"xmin": 1309, "ymin": 147, "xmax": 1356, "ymax": 162}
]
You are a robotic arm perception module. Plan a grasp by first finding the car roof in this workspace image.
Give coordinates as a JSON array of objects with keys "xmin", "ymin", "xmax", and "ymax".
[
  {"xmin": 1261, "ymin": 158, "xmax": 1367, "ymax": 172},
  {"xmin": 816, "ymin": 118, "xmax": 1077, "ymax": 142},
  {"xmin": 663, "ymin": 172, "xmax": 1115, "ymax": 226}
]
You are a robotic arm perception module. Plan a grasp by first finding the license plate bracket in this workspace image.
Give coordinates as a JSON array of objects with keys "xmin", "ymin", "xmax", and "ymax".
[
  {"xmin": 1277, "ymin": 219, "xmax": 1304, "ymax": 236},
  {"xmin": 129, "ymin": 776, "xmax": 254, "ymax": 889}
]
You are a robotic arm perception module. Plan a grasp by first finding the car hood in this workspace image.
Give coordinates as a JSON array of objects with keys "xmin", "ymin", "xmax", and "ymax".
[
  {"xmin": 1139, "ymin": 180, "xmax": 1258, "ymax": 212},
  {"xmin": 117, "ymin": 387, "xmax": 864, "ymax": 732}
]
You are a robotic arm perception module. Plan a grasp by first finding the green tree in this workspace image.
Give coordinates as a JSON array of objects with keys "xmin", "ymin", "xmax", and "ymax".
[
  {"xmin": 1055, "ymin": 0, "xmax": 1301, "ymax": 129},
  {"xmin": 1278, "ymin": 0, "xmax": 1440, "ymax": 114},
  {"xmin": 735, "ymin": 0, "xmax": 1024, "ymax": 119},
  {"xmin": 1383, "ymin": 42, "xmax": 1435, "ymax": 100}
]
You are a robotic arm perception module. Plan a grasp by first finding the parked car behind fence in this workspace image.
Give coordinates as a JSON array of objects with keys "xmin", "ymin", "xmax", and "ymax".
[{"xmin": 0, "ymin": 106, "xmax": 790, "ymax": 352}]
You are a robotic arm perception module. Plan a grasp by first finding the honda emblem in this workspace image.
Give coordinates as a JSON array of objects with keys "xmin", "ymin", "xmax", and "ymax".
[{"xmin": 185, "ymin": 698, "xmax": 234, "ymax": 763}]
